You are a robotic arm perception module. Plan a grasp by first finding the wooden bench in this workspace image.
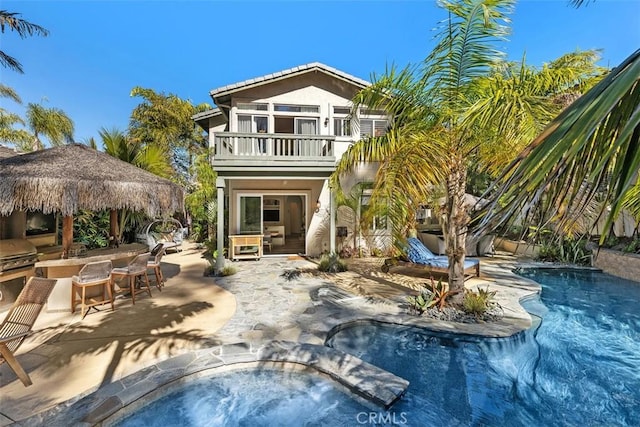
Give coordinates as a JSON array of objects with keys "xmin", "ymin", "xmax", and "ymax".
[{"xmin": 229, "ymin": 235, "xmax": 263, "ymax": 261}]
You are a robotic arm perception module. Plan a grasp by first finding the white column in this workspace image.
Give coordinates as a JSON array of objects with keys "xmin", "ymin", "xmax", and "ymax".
[{"xmin": 216, "ymin": 177, "xmax": 226, "ymax": 271}]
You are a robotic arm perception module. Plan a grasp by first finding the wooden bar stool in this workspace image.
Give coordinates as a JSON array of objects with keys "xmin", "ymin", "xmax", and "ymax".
[
  {"xmin": 71, "ymin": 260, "xmax": 114, "ymax": 318},
  {"xmin": 110, "ymin": 253, "xmax": 152, "ymax": 305},
  {"xmin": 147, "ymin": 244, "xmax": 166, "ymax": 291}
]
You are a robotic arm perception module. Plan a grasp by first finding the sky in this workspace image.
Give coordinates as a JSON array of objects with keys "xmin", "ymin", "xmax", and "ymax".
[{"xmin": 2, "ymin": 0, "xmax": 639, "ymax": 146}]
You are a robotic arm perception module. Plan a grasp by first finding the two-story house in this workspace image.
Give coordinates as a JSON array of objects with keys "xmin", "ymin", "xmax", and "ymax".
[{"xmin": 193, "ymin": 62, "xmax": 390, "ymax": 262}]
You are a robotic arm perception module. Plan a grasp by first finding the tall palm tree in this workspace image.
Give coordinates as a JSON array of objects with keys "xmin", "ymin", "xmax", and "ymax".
[
  {"xmin": 478, "ymin": 49, "xmax": 640, "ymax": 242},
  {"xmin": 332, "ymin": 0, "xmax": 601, "ymax": 292},
  {"xmin": 334, "ymin": 0, "xmax": 515, "ymax": 292},
  {"xmin": 25, "ymin": 102, "xmax": 74, "ymax": 150},
  {"xmin": 0, "ymin": 10, "xmax": 49, "ymax": 73}
]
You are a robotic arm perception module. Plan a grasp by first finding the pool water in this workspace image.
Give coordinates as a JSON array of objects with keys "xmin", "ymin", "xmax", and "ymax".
[
  {"xmin": 113, "ymin": 369, "xmax": 369, "ymax": 427},
  {"xmin": 115, "ymin": 269, "xmax": 640, "ymax": 426},
  {"xmin": 327, "ymin": 268, "xmax": 640, "ymax": 426}
]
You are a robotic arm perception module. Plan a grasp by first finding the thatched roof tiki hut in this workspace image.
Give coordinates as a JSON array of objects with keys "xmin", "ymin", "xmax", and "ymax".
[{"xmin": 0, "ymin": 144, "xmax": 184, "ymax": 256}]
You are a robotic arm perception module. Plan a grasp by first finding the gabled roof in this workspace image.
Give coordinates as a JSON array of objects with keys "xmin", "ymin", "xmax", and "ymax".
[
  {"xmin": 191, "ymin": 107, "xmax": 222, "ymax": 122},
  {"xmin": 209, "ymin": 62, "xmax": 370, "ymax": 98}
]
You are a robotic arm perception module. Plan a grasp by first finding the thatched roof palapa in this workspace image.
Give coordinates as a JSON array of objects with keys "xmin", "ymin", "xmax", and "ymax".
[{"xmin": 0, "ymin": 144, "xmax": 183, "ymax": 217}]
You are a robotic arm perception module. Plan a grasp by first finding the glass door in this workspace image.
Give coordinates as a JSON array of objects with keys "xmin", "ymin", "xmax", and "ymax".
[
  {"xmin": 295, "ymin": 118, "xmax": 318, "ymax": 156},
  {"xmin": 239, "ymin": 195, "xmax": 262, "ymax": 234}
]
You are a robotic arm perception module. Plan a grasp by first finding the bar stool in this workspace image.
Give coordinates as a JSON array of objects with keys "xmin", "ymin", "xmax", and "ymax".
[
  {"xmin": 71, "ymin": 260, "xmax": 114, "ymax": 318},
  {"xmin": 147, "ymin": 244, "xmax": 166, "ymax": 291},
  {"xmin": 110, "ymin": 253, "xmax": 152, "ymax": 305}
]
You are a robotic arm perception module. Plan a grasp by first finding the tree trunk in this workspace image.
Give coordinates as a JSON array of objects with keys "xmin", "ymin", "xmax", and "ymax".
[{"xmin": 442, "ymin": 157, "xmax": 469, "ymax": 294}]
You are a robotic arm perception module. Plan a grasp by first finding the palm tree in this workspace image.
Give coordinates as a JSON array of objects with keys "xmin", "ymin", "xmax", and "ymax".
[
  {"xmin": 332, "ymin": 0, "xmax": 602, "ymax": 293},
  {"xmin": 25, "ymin": 102, "xmax": 74, "ymax": 150},
  {"xmin": 478, "ymin": 49, "xmax": 640, "ymax": 243},
  {"xmin": 0, "ymin": 10, "xmax": 49, "ymax": 73},
  {"xmin": 99, "ymin": 127, "xmax": 173, "ymax": 242},
  {"xmin": 0, "ymin": 83, "xmax": 31, "ymax": 150}
]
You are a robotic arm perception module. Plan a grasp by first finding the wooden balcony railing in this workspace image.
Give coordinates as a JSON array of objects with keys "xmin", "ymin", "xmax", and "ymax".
[{"xmin": 213, "ymin": 132, "xmax": 335, "ymax": 159}]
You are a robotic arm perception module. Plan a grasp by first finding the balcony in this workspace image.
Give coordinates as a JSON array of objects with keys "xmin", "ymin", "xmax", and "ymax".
[{"xmin": 212, "ymin": 132, "xmax": 337, "ymax": 177}]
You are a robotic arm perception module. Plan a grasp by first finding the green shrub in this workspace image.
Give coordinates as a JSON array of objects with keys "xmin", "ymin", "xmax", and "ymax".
[
  {"xmin": 220, "ymin": 265, "xmax": 237, "ymax": 276},
  {"xmin": 536, "ymin": 237, "xmax": 592, "ymax": 266},
  {"xmin": 317, "ymin": 252, "xmax": 348, "ymax": 273},
  {"xmin": 463, "ymin": 286, "xmax": 497, "ymax": 316}
]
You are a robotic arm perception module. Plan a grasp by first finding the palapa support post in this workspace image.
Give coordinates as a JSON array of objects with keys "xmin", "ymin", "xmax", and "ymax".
[
  {"xmin": 109, "ymin": 209, "xmax": 119, "ymax": 247},
  {"xmin": 62, "ymin": 215, "xmax": 73, "ymax": 259}
]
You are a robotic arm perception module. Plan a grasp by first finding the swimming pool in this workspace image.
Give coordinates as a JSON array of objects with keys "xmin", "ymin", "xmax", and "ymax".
[
  {"xmin": 112, "ymin": 368, "xmax": 370, "ymax": 426},
  {"xmin": 328, "ymin": 268, "xmax": 640, "ymax": 426},
  {"xmin": 112, "ymin": 268, "xmax": 640, "ymax": 426}
]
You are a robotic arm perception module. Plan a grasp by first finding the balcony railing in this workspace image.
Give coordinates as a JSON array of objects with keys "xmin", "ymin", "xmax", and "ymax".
[{"xmin": 213, "ymin": 132, "xmax": 335, "ymax": 159}]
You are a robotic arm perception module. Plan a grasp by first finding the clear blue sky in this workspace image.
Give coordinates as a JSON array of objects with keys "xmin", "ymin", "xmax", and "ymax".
[{"xmin": 2, "ymin": 0, "xmax": 639, "ymax": 145}]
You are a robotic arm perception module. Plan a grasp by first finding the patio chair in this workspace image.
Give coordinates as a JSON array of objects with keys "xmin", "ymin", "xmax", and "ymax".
[
  {"xmin": 71, "ymin": 260, "xmax": 114, "ymax": 319},
  {"xmin": 0, "ymin": 277, "xmax": 57, "ymax": 387},
  {"xmin": 111, "ymin": 253, "xmax": 152, "ymax": 305},
  {"xmin": 147, "ymin": 244, "xmax": 166, "ymax": 291},
  {"xmin": 381, "ymin": 237, "xmax": 480, "ymax": 279}
]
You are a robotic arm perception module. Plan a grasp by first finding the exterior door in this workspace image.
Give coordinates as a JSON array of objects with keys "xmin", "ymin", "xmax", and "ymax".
[{"xmin": 239, "ymin": 195, "xmax": 262, "ymax": 234}]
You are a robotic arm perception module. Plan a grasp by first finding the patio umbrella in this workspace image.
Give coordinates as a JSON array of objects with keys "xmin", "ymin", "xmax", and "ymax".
[{"xmin": 0, "ymin": 143, "xmax": 183, "ymax": 255}]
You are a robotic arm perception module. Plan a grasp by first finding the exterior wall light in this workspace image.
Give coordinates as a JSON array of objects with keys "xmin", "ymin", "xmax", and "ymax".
[
  {"xmin": 315, "ymin": 200, "xmax": 321, "ymax": 213},
  {"xmin": 324, "ymin": 117, "xmax": 329, "ymax": 127}
]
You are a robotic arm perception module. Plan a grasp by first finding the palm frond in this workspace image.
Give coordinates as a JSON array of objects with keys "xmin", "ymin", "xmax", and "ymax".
[
  {"xmin": 0, "ymin": 83, "xmax": 21, "ymax": 103},
  {"xmin": 479, "ymin": 49, "xmax": 640, "ymax": 241}
]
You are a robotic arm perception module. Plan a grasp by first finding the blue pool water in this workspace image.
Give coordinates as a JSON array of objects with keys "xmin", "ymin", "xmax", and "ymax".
[
  {"xmin": 115, "ymin": 269, "xmax": 640, "ymax": 426},
  {"xmin": 113, "ymin": 369, "xmax": 369, "ymax": 426},
  {"xmin": 328, "ymin": 268, "xmax": 640, "ymax": 426}
]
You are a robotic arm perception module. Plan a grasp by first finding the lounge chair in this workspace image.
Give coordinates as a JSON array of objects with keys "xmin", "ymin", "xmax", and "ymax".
[
  {"xmin": 0, "ymin": 277, "xmax": 57, "ymax": 386},
  {"xmin": 381, "ymin": 237, "xmax": 480, "ymax": 279}
]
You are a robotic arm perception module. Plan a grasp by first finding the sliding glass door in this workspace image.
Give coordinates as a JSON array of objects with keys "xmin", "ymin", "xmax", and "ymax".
[{"xmin": 239, "ymin": 195, "xmax": 262, "ymax": 234}]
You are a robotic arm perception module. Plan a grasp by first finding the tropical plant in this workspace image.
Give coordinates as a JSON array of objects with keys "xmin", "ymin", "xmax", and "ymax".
[
  {"xmin": 25, "ymin": 102, "xmax": 74, "ymax": 150},
  {"xmin": 317, "ymin": 252, "xmax": 348, "ymax": 273},
  {"xmin": 478, "ymin": 49, "xmax": 640, "ymax": 245},
  {"xmin": 332, "ymin": 0, "xmax": 600, "ymax": 294},
  {"xmin": 73, "ymin": 209, "xmax": 110, "ymax": 249},
  {"xmin": 128, "ymin": 87, "xmax": 210, "ymax": 183},
  {"xmin": 537, "ymin": 236, "xmax": 593, "ymax": 265},
  {"xmin": 462, "ymin": 286, "xmax": 497, "ymax": 316},
  {"xmin": 0, "ymin": 84, "xmax": 30, "ymax": 150},
  {"xmin": 407, "ymin": 289, "xmax": 436, "ymax": 315},
  {"xmin": 99, "ymin": 127, "xmax": 173, "ymax": 242},
  {"xmin": 184, "ymin": 153, "xmax": 217, "ymax": 241},
  {"xmin": 408, "ymin": 277, "xmax": 452, "ymax": 313},
  {"xmin": 0, "ymin": 10, "xmax": 49, "ymax": 73}
]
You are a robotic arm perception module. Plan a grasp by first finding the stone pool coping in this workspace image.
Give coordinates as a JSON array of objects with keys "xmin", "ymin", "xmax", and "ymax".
[
  {"xmin": 11, "ymin": 255, "xmax": 547, "ymax": 426},
  {"xmin": 19, "ymin": 341, "xmax": 410, "ymax": 426}
]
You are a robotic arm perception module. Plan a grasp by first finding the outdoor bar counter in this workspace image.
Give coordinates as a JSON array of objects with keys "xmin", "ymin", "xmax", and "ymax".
[{"xmin": 35, "ymin": 243, "xmax": 148, "ymax": 312}]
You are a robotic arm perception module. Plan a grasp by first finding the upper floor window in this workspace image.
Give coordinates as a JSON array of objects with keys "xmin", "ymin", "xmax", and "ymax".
[
  {"xmin": 274, "ymin": 104, "xmax": 319, "ymax": 113},
  {"xmin": 237, "ymin": 102, "xmax": 268, "ymax": 111},
  {"xmin": 333, "ymin": 106, "xmax": 352, "ymax": 137},
  {"xmin": 238, "ymin": 114, "xmax": 268, "ymax": 133},
  {"xmin": 360, "ymin": 119, "xmax": 388, "ymax": 138}
]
